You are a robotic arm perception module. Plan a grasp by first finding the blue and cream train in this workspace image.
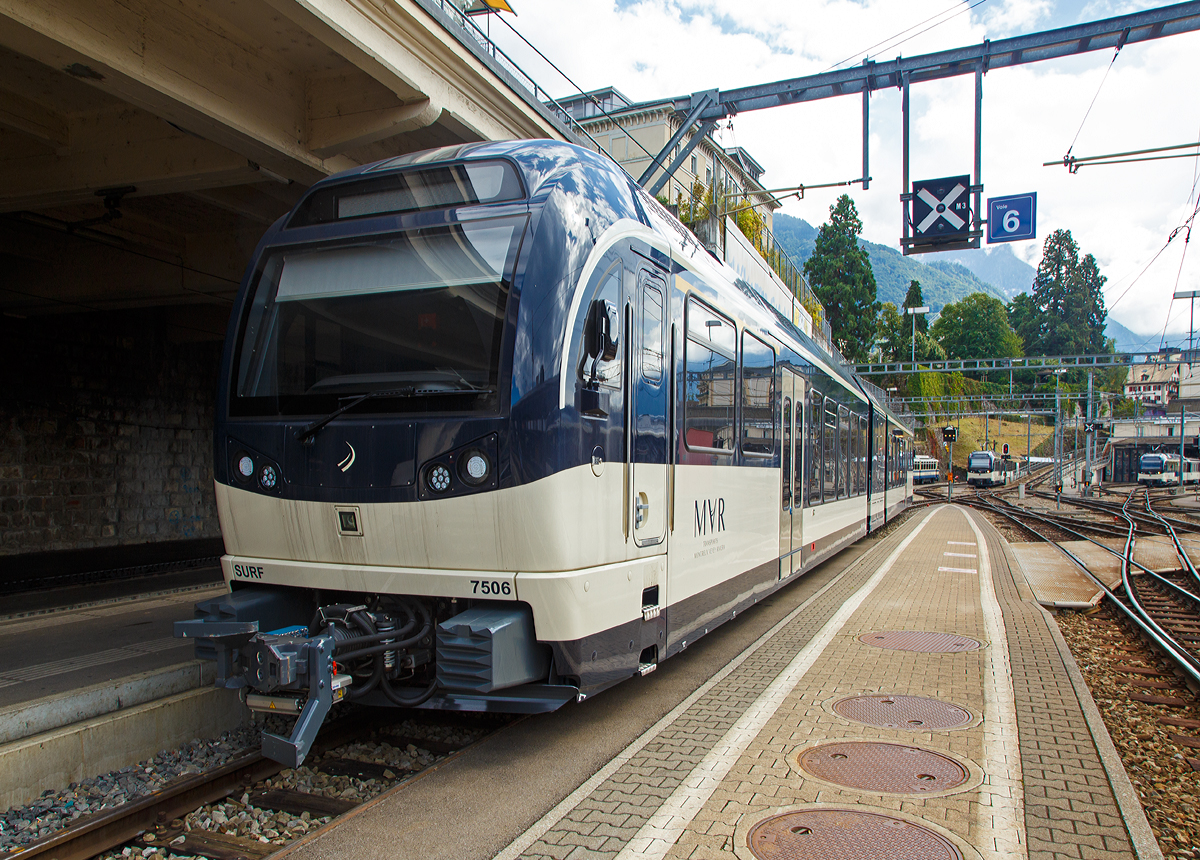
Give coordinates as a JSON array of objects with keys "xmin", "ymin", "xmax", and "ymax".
[{"xmin": 177, "ymin": 141, "xmax": 913, "ymax": 766}]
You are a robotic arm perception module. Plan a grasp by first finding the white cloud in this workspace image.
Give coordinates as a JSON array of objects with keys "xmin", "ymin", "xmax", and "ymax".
[{"xmin": 492, "ymin": 0, "xmax": 1200, "ymax": 337}]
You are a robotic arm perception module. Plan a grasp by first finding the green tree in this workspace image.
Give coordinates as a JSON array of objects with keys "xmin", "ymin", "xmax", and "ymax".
[
  {"xmin": 902, "ymin": 280, "xmax": 928, "ymax": 334},
  {"xmin": 1021, "ymin": 228, "xmax": 1108, "ymax": 356},
  {"xmin": 803, "ymin": 195, "xmax": 879, "ymax": 362},
  {"xmin": 875, "ymin": 302, "xmax": 945, "ymax": 364},
  {"xmin": 932, "ymin": 292, "xmax": 1023, "ymax": 360},
  {"xmin": 1006, "ymin": 292, "xmax": 1041, "ymax": 353}
]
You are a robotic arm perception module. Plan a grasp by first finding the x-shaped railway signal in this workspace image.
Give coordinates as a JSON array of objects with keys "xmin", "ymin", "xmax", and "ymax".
[{"xmin": 916, "ymin": 183, "xmax": 966, "ymax": 233}]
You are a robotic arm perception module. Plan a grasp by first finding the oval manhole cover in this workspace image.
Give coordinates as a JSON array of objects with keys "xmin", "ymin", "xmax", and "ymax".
[
  {"xmin": 748, "ymin": 809, "xmax": 963, "ymax": 860},
  {"xmin": 797, "ymin": 742, "xmax": 969, "ymax": 794},
  {"xmin": 858, "ymin": 631, "xmax": 981, "ymax": 652},
  {"xmin": 833, "ymin": 695, "xmax": 973, "ymax": 730}
]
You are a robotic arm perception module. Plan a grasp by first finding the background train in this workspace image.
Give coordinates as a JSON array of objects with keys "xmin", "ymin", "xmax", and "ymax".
[
  {"xmin": 966, "ymin": 450, "xmax": 1018, "ymax": 487},
  {"xmin": 1137, "ymin": 452, "xmax": 1200, "ymax": 487},
  {"xmin": 176, "ymin": 140, "xmax": 914, "ymax": 766},
  {"xmin": 912, "ymin": 454, "xmax": 940, "ymax": 484}
]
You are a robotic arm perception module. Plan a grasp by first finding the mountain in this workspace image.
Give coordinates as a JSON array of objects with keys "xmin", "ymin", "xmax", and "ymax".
[
  {"xmin": 935, "ymin": 245, "xmax": 1036, "ymax": 299},
  {"xmin": 1105, "ymin": 317, "xmax": 1159, "ymax": 353},
  {"xmin": 769, "ymin": 213, "xmax": 1150, "ymax": 351},
  {"xmin": 771, "ymin": 213, "xmax": 1005, "ymax": 313}
]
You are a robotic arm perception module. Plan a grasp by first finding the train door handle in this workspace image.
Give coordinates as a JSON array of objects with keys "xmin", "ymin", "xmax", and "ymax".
[{"xmin": 635, "ymin": 492, "xmax": 650, "ymax": 528}]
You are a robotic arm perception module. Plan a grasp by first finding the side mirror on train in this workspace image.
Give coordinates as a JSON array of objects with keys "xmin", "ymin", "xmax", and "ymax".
[
  {"xmin": 580, "ymin": 299, "xmax": 619, "ymax": 419},
  {"xmin": 585, "ymin": 299, "xmax": 619, "ymax": 364}
]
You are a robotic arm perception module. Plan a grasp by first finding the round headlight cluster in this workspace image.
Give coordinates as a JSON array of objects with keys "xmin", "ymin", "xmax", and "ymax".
[
  {"xmin": 259, "ymin": 464, "xmax": 278, "ymax": 490},
  {"xmin": 237, "ymin": 455, "xmax": 255, "ymax": 479},
  {"xmin": 459, "ymin": 450, "xmax": 491, "ymax": 486},
  {"xmin": 427, "ymin": 464, "xmax": 452, "ymax": 493}
]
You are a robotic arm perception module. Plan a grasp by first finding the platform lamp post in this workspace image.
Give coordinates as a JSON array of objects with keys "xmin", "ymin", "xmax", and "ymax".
[
  {"xmin": 1173, "ymin": 289, "xmax": 1199, "ymax": 495},
  {"xmin": 905, "ymin": 306, "xmax": 930, "ymax": 365}
]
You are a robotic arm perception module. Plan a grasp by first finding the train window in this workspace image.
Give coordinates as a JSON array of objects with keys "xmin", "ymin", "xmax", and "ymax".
[
  {"xmin": 795, "ymin": 395, "xmax": 805, "ymax": 505},
  {"xmin": 686, "ymin": 299, "xmax": 736, "ymax": 355},
  {"xmin": 233, "ymin": 216, "xmax": 524, "ymax": 416},
  {"xmin": 807, "ymin": 390, "xmax": 822, "ymax": 505},
  {"xmin": 838, "ymin": 405, "xmax": 851, "ymax": 500},
  {"xmin": 641, "ymin": 283, "xmax": 664, "ymax": 383},
  {"xmin": 582, "ymin": 265, "xmax": 623, "ymax": 389},
  {"xmin": 856, "ymin": 415, "xmax": 867, "ymax": 495},
  {"xmin": 880, "ymin": 421, "xmax": 889, "ymax": 489},
  {"xmin": 782, "ymin": 399, "xmax": 792, "ymax": 509},
  {"xmin": 741, "ymin": 332, "xmax": 775, "ymax": 456},
  {"xmin": 823, "ymin": 399, "xmax": 839, "ymax": 500},
  {"xmin": 684, "ymin": 339, "xmax": 735, "ymax": 453},
  {"xmin": 288, "ymin": 160, "xmax": 524, "ymax": 227}
]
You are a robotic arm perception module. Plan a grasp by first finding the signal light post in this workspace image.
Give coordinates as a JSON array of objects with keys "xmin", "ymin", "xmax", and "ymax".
[{"xmin": 943, "ymin": 425, "xmax": 957, "ymax": 501}]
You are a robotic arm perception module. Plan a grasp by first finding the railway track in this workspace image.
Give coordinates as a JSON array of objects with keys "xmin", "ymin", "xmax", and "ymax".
[
  {"xmin": 6, "ymin": 710, "xmax": 509, "ymax": 860},
  {"xmin": 959, "ymin": 486, "xmax": 1200, "ymax": 692}
]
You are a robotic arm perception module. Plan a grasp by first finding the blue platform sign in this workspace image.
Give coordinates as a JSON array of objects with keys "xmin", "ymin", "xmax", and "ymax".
[{"xmin": 987, "ymin": 193, "xmax": 1037, "ymax": 243}]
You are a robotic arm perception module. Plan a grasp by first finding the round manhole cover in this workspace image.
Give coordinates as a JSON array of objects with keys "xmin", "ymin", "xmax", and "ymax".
[
  {"xmin": 747, "ymin": 809, "xmax": 963, "ymax": 860},
  {"xmin": 859, "ymin": 631, "xmax": 981, "ymax": 652},
  {"xmin": 797, "ymin": 742, "xmax": 969, "ymax": 794},
  {"xmin": 833, "ymin": 695, "xmax": 973, "ymax": 730}
]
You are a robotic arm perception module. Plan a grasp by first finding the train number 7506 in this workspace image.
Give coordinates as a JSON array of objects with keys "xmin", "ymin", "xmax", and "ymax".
[{"xmin": 470, "ymin": 580, "xmax": 512, "ymax": 596}]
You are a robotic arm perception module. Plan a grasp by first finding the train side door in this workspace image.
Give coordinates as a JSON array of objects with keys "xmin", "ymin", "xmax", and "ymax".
[
  {"xmin": 790, "ymin": 376, "xmax": 805, "ymax": 574},
  {"xmin": 630, "ymin": 269, "xmax": 668, "ymax": 548},
  {"xmin": 779, "ymin": 370, "xmax": 802, "ymax": 577}
]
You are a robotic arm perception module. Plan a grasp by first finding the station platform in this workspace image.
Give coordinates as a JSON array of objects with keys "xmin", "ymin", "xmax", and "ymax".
[
  {"xmin": 277, "ymin": 504, "xmax": 1159, "ymax": 860},
  {"xmin": 0, "ymin": 576, "xmax": 224, "ymax": 710}
]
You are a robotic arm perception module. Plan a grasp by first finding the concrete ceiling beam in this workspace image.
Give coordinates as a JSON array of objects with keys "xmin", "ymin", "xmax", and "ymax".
[
  {"xmin": 306, "ymin": 68, "xmax": 441, "ymax": 157},
  {"xmin": 0, "ymin": 110, "xmax": 287, "ymax": 211},
  {"xmin": 0, "ymin": 0, "xmax": 350, "ymax": 184},
  {"xmin": 0, "ymin": 87, "xmax": 68, "ymax": 147}
]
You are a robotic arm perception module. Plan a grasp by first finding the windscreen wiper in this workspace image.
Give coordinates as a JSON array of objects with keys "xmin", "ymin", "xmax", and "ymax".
[{"xmin": 295, "ymin": 385, "xmax": 494, "ymax": 444}]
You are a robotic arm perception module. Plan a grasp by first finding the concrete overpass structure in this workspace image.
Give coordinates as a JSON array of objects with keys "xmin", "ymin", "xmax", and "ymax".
[{"xmin": 0, "ymin": 0, "xmax": 575, "ymax": 564}]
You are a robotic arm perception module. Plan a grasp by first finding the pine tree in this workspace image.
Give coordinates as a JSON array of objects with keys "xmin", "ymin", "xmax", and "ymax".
[
  {"xmin": 1025, "ymin": 229, "xmax": 1108, "ymax": 356},
  {"xmin": 903, "ymin": 280, "xmax": 927, "ymax": 334},
  {"xmin": 803, "ymin": 195, "xmax": 879, "ymax": 362}
]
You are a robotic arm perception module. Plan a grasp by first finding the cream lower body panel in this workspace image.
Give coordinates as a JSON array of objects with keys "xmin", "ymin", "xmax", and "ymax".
[{"xmin": 222, "ymin": 553, "xmax": 663, "ymax": 645}]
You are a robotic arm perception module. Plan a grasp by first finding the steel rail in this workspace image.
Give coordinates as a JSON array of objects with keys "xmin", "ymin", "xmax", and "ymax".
[
  {"xmin": 7, "ymin": 714, "xmax": 382, "ymax": 860},
  {"xmin": 958, "ymin": 491, "xmax": 1200, "ymax": 686}
]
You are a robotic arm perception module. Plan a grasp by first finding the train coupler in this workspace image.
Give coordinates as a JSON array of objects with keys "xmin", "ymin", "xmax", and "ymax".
[{"xmin": 244, "ymin": 632, "xmax": 342, "ymax": 768}]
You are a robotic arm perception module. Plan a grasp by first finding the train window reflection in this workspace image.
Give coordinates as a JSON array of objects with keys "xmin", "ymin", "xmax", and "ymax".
[
  {"xmin": 684, "ymin": 338, "xmax": 735, "ymax": 453},
  {"xmin": 686, "ymin": 299, "xmax": 736, "ymax": 355},
  {"xmin": 740, "ymin": 331, "xmax": 775, "ymax": 456},
  {"xmin": 232, "ymin": 216, "xmax": 525, "ymax": 416},
  {"xmin": 641, "ymin": 283, "xmax": 664, "ymax": 383}
]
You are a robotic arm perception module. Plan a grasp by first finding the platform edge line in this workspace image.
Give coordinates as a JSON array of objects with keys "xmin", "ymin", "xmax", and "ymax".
[
  {"xmin": 962, "ymin": 506, "xmax": 1026, "ymax": 860},
  {"xmin": 1036, "ymin": 602, "xmax": 1164, "ymax": 860},
  {"xmin": 492, "ymin": 509, "xmax": 932, "ymax": 860}
]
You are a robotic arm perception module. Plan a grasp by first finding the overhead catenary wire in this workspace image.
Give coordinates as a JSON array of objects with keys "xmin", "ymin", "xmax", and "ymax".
[
  {"xmin": 489, "ymin": 13, "xmax": 661, "ymax": 168},
  {"xmin": 823, "ymin": 0, "xmax": 989, "ymax": 73},
  {"xmin": 1062, "ymin": 34, "xmax": 1128, "ymax": 163}
]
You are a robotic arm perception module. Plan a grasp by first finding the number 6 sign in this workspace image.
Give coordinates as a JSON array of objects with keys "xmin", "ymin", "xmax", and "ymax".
[{"xmin": 987, "ymin": 193, "xmax": 1037, "ymax": 243}]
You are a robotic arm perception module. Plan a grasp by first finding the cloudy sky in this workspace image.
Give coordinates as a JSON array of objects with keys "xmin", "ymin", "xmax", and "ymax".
[{"xmin": 485, "ymin": 0, "xmax": 1200, "ymax": 345}]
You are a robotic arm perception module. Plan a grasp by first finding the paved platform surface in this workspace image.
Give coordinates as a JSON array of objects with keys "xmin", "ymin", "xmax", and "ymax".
[
  {"xmin": 0, "ymin": 582, "xmax": 224, "ymax": 708},
  {"xmin": 282, "ymin": 505, "xmax": 1156, "ymax": 860}
]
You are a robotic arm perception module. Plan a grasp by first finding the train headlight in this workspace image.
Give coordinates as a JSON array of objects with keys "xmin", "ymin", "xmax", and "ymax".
[
  {"xmin": 459, "ymin": 450, "xmax": 491, "ymax": 486},
  {"xmin": 427, "ymin": 464, "xmax": 452, "ymax": 493},
  {"xmin": 235, "ymin": 453, "xmax": 255, "ymax": 482},
  {"xmin": 259, "ymin": 464, "xmax": 278, "ymax": 490}
]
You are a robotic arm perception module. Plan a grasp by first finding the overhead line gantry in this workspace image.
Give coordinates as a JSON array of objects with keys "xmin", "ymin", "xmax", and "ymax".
[{"xmin": 638, "ymin": 2, "xmax": 1200, "ymax": 250}]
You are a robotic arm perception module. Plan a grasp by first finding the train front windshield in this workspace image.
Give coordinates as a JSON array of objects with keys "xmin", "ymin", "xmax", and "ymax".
[
  {"xmin": 968, "ymin": 453, "xmax": 993, "ymax": 472},
  {"xmin": 231, "ymin": 215, "xmax": 525, "ymax": 416},
  {"xmin": 1140, "ymin": 454, "xmax": 1166, "ymax": 473}
]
